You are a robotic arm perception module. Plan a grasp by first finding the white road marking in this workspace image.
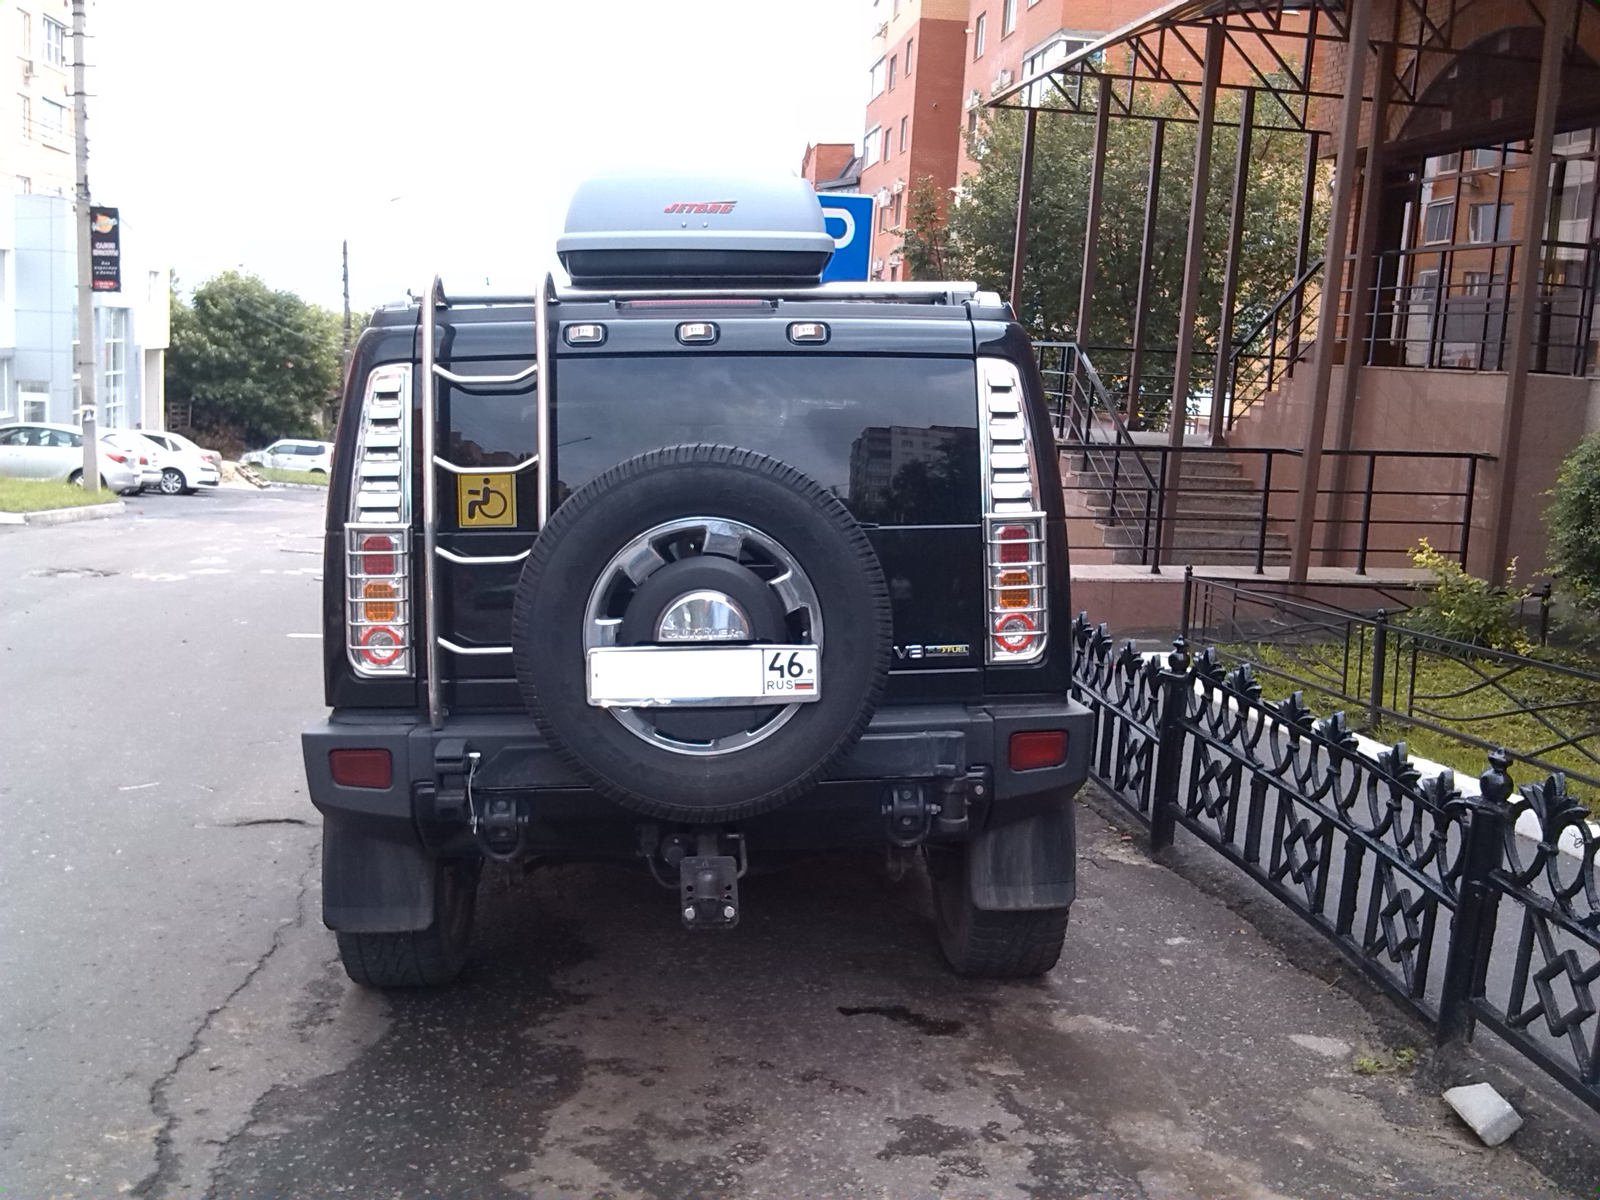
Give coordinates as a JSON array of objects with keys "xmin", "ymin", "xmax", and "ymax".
[
  {"xmin": 192, "ymin": 568, "xmax": 231, "ymax": 576},
  {"xmin": 190, "ymin": 556, "xmax": 227, "ymax": 565},
  {"xmin": 286, "ymin": 633, "xmax": 320, "ymax": 639},
  {"xmin": 117, "ymin": 782, "xmax": 160, "ymax": 791}
]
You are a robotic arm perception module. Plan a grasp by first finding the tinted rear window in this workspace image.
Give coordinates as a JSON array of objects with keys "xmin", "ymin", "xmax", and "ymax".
[{"xmin": 447, "ymin": 355, "xmax": 980, "ymax": 526}]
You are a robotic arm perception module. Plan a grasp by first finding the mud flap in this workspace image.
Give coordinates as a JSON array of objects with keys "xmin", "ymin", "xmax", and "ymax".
[
  {"xmin": 967, "ymin": 805, "xmax": 1076, "ymax": 911},
  {"xmin": 321, "ymin": 823, "xmax": 435, "ymax": 933}
]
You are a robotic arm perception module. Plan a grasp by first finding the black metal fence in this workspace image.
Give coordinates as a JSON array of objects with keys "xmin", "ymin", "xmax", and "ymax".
[
  {"xmin": 1070, "ymin": 613, "xmax": 1600, "ymax": 1112},
  {"xmin": 1184, "ymin": 574, "xmax": 1600, "ymax": 794}
]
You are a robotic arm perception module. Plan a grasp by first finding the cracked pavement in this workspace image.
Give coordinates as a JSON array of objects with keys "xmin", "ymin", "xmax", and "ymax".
[{"xmin": 3, "ymin": 490, "xmax": 1593, "ymax": 1199}]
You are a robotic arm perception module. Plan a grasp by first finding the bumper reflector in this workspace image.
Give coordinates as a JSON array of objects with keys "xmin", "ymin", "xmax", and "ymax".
[
  {"xmin": 1010, "ymin": 730, "xmax": 1068, "ymax": 772},
  {"xmin": 330, "ymin": 748, "xmax": 393, "ymax": 789}
]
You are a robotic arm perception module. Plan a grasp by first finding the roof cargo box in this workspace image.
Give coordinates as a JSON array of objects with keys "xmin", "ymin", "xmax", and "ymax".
[{"xmin": 557, "ymin": 173, "xmax": 836, "ymax": 285}]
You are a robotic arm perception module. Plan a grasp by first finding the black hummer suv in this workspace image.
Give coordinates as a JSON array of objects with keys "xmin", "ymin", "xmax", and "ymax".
[{"xmin": 302, "ymin": 174, "xmax": 1092, "ymax": 987}]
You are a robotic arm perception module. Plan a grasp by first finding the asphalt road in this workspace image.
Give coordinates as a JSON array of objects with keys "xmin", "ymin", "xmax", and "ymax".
[{"xmin": 0, "ymin": 488, "xmax": 1584, "ymax": 1199}]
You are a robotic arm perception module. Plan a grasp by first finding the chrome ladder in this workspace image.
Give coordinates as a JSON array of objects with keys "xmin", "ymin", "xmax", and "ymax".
[{"xmin": 419, "ymin": 273, "xmax": 553, "ymax": 730}]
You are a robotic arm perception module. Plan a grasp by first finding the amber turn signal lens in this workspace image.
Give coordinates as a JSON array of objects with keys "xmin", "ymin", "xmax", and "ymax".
[
  {"xmin": 363, "ymin": 580, "xmax": 398, "ymax": 622},
  {"xmin": 1010, "ymin": 730, "xmax": 1068, "ymax": 772}
]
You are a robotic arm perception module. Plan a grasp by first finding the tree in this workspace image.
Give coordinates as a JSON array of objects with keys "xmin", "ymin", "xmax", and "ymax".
[
  {"xmin": 166, "ymin": 272, "xmax": 343, "ymax": 449},
  {"xmin": 906, "ymin": 90, "xmax": 1325, "ymax": 416},
  {"xmin": 896, "ymin": 176, "xmax": 951, "ymax": 281}
]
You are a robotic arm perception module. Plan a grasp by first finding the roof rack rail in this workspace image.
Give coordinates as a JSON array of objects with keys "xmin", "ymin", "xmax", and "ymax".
[{"xmin": 555, "ymin": 280, "xmax": 990, "ymax": 305}]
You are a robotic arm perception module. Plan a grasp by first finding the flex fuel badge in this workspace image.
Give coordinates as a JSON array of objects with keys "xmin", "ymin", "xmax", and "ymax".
[{"xmin": 458, "ymin": 473, "xmax": 516, "ymax": 528}]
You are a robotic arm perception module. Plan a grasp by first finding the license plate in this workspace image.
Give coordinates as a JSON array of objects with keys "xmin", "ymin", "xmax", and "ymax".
[{"xmin": 587, "ymin": 645, "xmax": 820, "ymax": 707}]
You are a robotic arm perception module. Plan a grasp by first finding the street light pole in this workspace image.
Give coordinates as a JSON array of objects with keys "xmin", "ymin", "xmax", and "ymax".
[{"xmin": 72, "ymin": 0, "xmax": 97, "ymax": 492}]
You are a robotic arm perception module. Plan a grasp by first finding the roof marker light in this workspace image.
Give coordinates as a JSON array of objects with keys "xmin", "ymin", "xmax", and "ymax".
[
  {"xmin": 676, "ymin": 321, "xmax": 719, "ymax": 344},
  {"xmin": 787, "ymin": 321, "xmax": 829, "ymax": 344},
  {"xmin": 564, "ymin": 323, "xmax": 606, "ymax": 345}
]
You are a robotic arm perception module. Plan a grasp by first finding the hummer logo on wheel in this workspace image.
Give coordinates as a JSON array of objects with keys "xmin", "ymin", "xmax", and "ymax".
[{"xmin": 457, "ymin": 473, "xmax": 516, "ymax": 527}]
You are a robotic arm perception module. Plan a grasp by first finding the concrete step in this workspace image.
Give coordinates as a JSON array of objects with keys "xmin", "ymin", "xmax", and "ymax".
[{"xmin": 1061, "ymin": 451, "xmax": 1249, "ymax": 480}]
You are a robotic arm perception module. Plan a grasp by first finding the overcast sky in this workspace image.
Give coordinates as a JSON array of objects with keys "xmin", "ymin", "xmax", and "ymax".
[{"xmin": 90, "ymin": 1, "xmax": 871, "ymax": 312}]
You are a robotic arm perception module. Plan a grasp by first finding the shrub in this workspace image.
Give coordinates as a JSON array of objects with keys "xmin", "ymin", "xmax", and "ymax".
[
  {"xmin": 1546, "ymin": 432, "xmax": 1600, "ymax": 610},
  {"xmin": 1403, "ymin": 539, "xmax": 1529, "ymax": 651}
]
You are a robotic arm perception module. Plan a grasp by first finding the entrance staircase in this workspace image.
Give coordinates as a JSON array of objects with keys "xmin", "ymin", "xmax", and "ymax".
[{"xmin": 1061, "ymin": 439, "xmax": 1289, "ymax": 567}]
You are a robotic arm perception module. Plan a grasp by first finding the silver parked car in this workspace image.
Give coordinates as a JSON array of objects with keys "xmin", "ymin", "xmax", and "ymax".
[
  {"xmin": 97, "ymin": 430, "xmax": 162, "ymax": 491},
  {"xmin": 0, "ymin": 422, "xmax": 141, "ymax": 494},
  {"xmin": 132, "ymin": 429, "xmax": 222, "ymax": 494},
  {"xmin": 241, "ymin": 438, "xmax": 333, "ymax": 474}
]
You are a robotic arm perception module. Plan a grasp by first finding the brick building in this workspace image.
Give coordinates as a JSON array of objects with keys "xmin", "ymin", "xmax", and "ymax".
[
  {"xmin": 799, "ymin": 142, "xmax": 862, "ymax": 193},
  {"xmin": 856, "ymin": 0, "xmax": 967, "ymax": 280}
]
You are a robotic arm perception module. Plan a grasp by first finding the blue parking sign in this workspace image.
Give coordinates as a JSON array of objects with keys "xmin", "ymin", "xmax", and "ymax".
[{"xmin": 817, "ymin": 194, "xmax": 874, "ymax": 282}]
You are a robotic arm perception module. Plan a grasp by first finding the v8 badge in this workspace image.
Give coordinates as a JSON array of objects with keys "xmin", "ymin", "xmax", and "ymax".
[{"xmin": 458, "ymin": 473, "xmax": 517, "ymax": 528}]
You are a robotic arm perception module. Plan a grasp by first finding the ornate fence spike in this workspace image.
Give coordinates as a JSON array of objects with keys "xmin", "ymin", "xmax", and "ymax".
[
  {"xmin": 1375, "ymin": 742, "xmax": 1422, "ymax": 791},
  {"xmin": 1071, "ymin": 611, "xmax": 1092, "ymax": 648},
  {"xmin": 1312, "ymin": 710, "xmax": 1359, "ymax": 753},
  {"xmin": 1223, "ymin": 661, "xmax": 1264, "ymax": 702},
  {"xmin": 1275, "ymin": 690, "xmax": 1314, "ymax": 732},
  {"xmin": 1192, "ymin": 645, "xmax": 1224, "ymax": 684},
  {"xmin": 1090, "ymin": 621, "xmax": 1113, "ymax": 661},
  {"xmin": 1116, "ymin": 640, "xmax": 1143, "ymax": 679}
]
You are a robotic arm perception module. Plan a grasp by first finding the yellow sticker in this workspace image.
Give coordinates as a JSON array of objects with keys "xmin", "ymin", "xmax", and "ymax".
[{"xmin": 457, "ymin": 473, "xmax": 517, "ymax": 528}]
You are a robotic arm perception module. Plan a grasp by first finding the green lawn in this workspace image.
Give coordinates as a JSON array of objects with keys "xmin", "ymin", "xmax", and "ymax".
[
  {"xmin": 254, "ymin": 466, "xmax": 328, "ymax": 486},
  {"xmin": 0, "ymin": 477, "xmax": 118, "ymax": 512},
  {"xmin": 1235, "ymin": 641, "xmax": 1600, "ymax": 814}
]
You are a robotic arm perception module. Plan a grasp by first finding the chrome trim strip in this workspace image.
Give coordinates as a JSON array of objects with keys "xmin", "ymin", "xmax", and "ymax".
[
  {"xmin": 431, "ymin": 454, "xmax": 539, "ymax": 476},
  {"xmin": 536, "ymin": 273, "xmax": 553, "ymax": 528},
  {"xmin": 432, "ymin": 363, "xmax": 538, "ymax": 387},
  {"xmin": 421, "ymin": 276, "xmax": 444, "ymax": 728},
  {"xmin": 434, "ymin": 546, "xmax": 531, "ymax": 565},
  {"xmin": 437, "ymin": 637, "xmax": 514, "ymax": 656}
]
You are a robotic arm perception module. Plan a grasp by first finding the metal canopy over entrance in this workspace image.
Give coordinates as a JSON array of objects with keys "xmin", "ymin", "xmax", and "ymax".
[{"xmin": 988, "ymin": 0, "xmax": 1600, "ymax": 583}]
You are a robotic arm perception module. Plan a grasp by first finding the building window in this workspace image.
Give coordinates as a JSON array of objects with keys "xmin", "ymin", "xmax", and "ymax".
[
  {"xmin": 17, "ymin": 175, "xmax": 30, "ymax": 193},
  {"xmin": 103, "ymin": 307, "xmax": 128, "ymax": 429},
  {"xmin": 1468, "ymin": 202, "xmax": 1512, "ymax": 244},
  {"xmin": 905, "ymin": 38, "xmax": 913, "ymax": 76},
  {"xmin": 19, "ymin": 95, "xmax": 30, "ymax": 140},
  {"xmin": 893, "ymin": 191, "xmax": 903, "ymax": 228},
  {"xmin": 899, "ymin": 115, "xmax": 908, "ymax": 152},
  {"xmin": 18, "ymin": 9, "xmax": 31, "ymax": 58},
  {"xmin": 888, "ymin": 54, "xmax": 897, "ymax": 90},
  {"xmin": 20, "ymin": 381, "xmax": 49, "ymax": 423},
  {"xmin": 0, "ymin": 359, "xmax": 11, "ymax": 420},
  {"xmin": 43, "ymin": 16, "xmax": 65, "ymax": 68},
  {"xmin": 1002, "ymin": 0, "xmax": 1016, "ymax": 35},
  {"xmin": 1422, "ymin": 199, "xmax": 1455, "ymax": 244},
  {"xmin": 1022, "ymin": 35, "xmax": 1086, "ymax": 105},
  {"xmin": 967, "ymin": 108, "xmax": 979, "ymax": 138},
  {"xmin": 868, "ymin": 57, "xmax": 885, "ymax": 97},
  {"xmin": 863, "ymin": 125, "xmax": 881, "ymax": 167},
  {"xmin": 40, "ymin": 98, "xmax": 66, "ymax": 142},
  {"xmin": 883, "ymin": 127, "xmax": 892, "ymax": 161},
  {"xmin": 879, "ymin": 204, "xmax": 888, "ymax": 233},
  {"xmin": 973, "ymin": 12, "xmax": 986, "ymax": 58}
]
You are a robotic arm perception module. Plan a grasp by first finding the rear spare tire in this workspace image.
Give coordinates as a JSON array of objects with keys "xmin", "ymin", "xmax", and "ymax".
[{"xmin": 511, "ymin": 444, "xmax": 891, "ymax": 823}]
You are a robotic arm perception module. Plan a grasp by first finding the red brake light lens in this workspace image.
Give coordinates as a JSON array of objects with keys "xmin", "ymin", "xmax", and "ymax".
[
  {"xmin": 997, "ymin": 525, "xmax": 1030, "ymax": 564},
  {"xmin": 105, "ymin": 452, "xmax": 127, "ymax": 464},
  {"xmin": 361, "ymin": 534, "xmax": 396, "ymax": 576},
  {"xmin": 329, "ymin": 748, "xmax": 392, "ymax": 788},
  {"xmin": 1010, "ymin": 730, "xmax": 1068, "ymax": 772}
]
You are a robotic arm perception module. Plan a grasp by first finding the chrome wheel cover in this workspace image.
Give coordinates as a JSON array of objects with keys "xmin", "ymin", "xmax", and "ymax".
[{"xmin": 583, "ymin": 516, "xmax": 823, "ymax": 757}]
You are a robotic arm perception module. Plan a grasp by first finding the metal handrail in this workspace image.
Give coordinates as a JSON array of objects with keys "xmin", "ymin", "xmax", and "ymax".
[
  {"xmin": 431, "ymin": 454, "xmax": 540, "ymax": 476},
  {"xmin": 421, "ymin": 276, "xmax": 444, "ymax": 729},
  {"xmin": 432, "ymin": 363, "xmax": 538, "ymax": 387},
  {"xmin": 434, "ymin": 546, "xmax": 531, "ymax": 566}
]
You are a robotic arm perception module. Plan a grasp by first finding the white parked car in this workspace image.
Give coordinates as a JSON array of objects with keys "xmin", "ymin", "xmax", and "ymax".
[
  {"xmin": 97, "ymin": 430, "xmax": 162, "ymax": 491},
  {"xmin": 242, "ymin": 439, "xmax": 333, "ymax": 474},
  {"xmin": 132, "ymin": 429, "xmax": 222, "ymax": 495},
  {"xmin": 0, "ymin": 422, "xmax": 141, "ymax": 494}
]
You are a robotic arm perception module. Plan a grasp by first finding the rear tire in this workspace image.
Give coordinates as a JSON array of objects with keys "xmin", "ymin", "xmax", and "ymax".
[
  {"xmin": 158, "ymin": 468, "xmax": 186, "ymax": 495},
  {"xmin": 336, "ymin": 860, "xmax": 479, "ymax": 988},
  {"xmin": 926, "ymin": 845, "xmax": 1070, "ymax": 979}
]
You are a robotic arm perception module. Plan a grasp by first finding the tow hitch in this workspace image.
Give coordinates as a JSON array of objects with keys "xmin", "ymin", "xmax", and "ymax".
[{"xmin": 642, "ymin": 828, "xmax": 745, "ymax": 929}]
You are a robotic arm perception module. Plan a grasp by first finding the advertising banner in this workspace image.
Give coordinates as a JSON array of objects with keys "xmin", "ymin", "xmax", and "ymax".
[{"xmin": 90, "ymin": 207, "xmax": 120, "ymax": 292}]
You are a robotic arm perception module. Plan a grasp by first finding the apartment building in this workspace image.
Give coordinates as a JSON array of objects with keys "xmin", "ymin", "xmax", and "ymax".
[
  {"xmin": 858, "ymin": 0, "xmax": 966, "ymax": 279},
  {"xmin": 800, "ymin": 142, "xmax": 863, "ymax": 193},
  {"xmin": 4, "ymin": 0, "xmax": 75, "ymax": 198}
]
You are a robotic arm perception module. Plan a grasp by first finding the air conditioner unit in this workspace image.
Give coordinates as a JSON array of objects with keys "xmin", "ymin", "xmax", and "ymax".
[
  {"xmin": 875, "ymin": 187, "xmax": 891, "ymax": 206},
  {"xmin": 892, "ymin": 178, "xmax": 906, "ymax": 195},
  {"xmin": 873, "ymin": 21, "xmax": 888, "ymax": 38},
  {"xmin": 997, "ymin": 69, "xmax": 1014, "ymax": 88},
  {"xmin": 872, "ymin": 258, "xmax": 884, "ymax": 271},
  {"xmin": 21, "ymin": 59, "xmax": 34, "ymax": 80}
]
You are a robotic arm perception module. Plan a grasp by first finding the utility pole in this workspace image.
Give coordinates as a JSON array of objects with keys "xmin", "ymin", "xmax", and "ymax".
[
  {"xmin": 341, "ymin": 238, "xmax": 352, "ymax": 374},
  {"xmin": 72, "ymin": 0, "xmax": 97, "ymax": 492}
]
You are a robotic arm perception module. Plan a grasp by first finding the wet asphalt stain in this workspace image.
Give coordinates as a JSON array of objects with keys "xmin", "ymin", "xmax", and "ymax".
[
  {"xmin": 207, "ymin": 872, "xmax": 594, "ymax": 1200},
  {"xmin": 876, "ymin": 1113, "xmax": 976, "ymax": 1159},
  {"xmin": 836, "ymin": 1005, "xmax": 965, "ymax": 1036}
]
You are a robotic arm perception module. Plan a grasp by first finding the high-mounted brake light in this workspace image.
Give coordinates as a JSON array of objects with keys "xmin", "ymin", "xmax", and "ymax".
[
  {"xmin": 980, "ymin": 359, "xmax": 1047, "ymax": 664},
  {"xmin": 345, "ymin": 366, "xmax": 414, "ymax": 677}
]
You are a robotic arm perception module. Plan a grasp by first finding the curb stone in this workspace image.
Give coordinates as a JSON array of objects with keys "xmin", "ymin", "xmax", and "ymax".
[{"xmin": 0, "ymin": 500, "xmax": 126, "ymax": 527}]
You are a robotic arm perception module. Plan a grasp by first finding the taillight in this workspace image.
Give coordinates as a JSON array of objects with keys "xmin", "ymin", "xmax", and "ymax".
[
  {"xmin": 345, "ymin": 365, "xmax": 413, "ymax": 677},
  {"xmin": 105, "ymin": 452, "xmax": 127, "ymax": 464},
  {"xmin": 981, "ymin": 360, "xmax": 1047, "ymax": 664}
]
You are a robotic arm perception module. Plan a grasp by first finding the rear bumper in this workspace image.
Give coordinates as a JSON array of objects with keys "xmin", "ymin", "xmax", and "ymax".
[{"xmin": 303, "ymin": 698, "xmax": 1093, "ymax": 847}]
